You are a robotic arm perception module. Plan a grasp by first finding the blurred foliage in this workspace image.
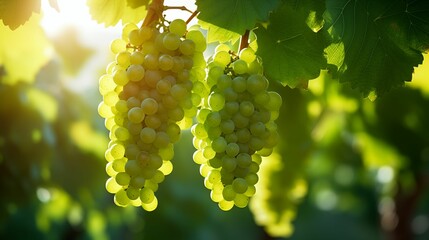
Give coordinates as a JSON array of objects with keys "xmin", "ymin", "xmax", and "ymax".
[{"xmin": 0, "ymin": 1, "xmax": 429, "ymax": 240}]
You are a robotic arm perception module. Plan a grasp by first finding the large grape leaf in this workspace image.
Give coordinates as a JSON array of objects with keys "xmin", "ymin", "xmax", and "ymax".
[
  {"xmin": 87, "ymin": 0, "xmax": 148, "ymax": 26},
  {"xmin": 0, "ymin": 0, "xmax": 40, "ymax": 30},
  {"xmin": 196, "ymin": 0, "xmax": 280, "ymax": 35},
  {"xmin": 255, "ymin": 0, "xmax": 328, "ymax": 87},
  {"xmin": 0, "ymin": 14, "xmax": 51, "ymax": 84},
  {"xmin": 324, "ymin": 0, "xmax": 429, "ymax": 96}
]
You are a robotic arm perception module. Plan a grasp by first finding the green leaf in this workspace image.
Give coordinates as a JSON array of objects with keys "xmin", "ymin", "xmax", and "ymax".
[
  {"xmin": 196, "ymin": 0, "xmax": 280, "ymax": 35},
  {"xmin": 198, "ymin": 20, "xmax": 241, "ymax": 44},
  {"xmin": 87, "ymin": 0, "xmax": 147, "ymax": 26},
  {"xmin": 0, "ymin": 14, "xmax": 51, "ymax": 84},
  {"xmin": 255, "ymin": 0, "xmax": 328, "ymax": 87},
  {"xmin": 0, "ymin": 0, "xmax": 41, "ymax": 30},
  {"xmin": 324, "ymin": 0, "xmax": 429, "ymax": 96},
  {"xmin": 126, "ymin": 0, "xmax": 150, "ymax": 9}
]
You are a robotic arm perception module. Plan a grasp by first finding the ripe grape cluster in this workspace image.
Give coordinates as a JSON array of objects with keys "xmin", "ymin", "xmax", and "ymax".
[
  {"xmin": 98, "ymin": 19, "xmax": 205, "ymax": 211},
  {"xmin": 191, "ymin": 45, "xmax": 282, "ymax": 210}
]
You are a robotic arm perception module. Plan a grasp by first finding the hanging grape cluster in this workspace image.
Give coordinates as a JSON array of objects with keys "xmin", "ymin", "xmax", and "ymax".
[
  {"xmin": 97, "ymin": 17, "xmax": 205, "ymax": 211},
  {"xmin": 191, "ymin": 45, "xmax": 282, "ymax": 210}
]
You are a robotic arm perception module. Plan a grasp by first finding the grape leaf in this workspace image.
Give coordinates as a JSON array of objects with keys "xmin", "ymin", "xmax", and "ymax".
[
  {"xmin": 198, "ymin": 20, "xmax": 241, "ymax": 44},
  {"xmin": 324, "ymin": 0, "xmax": 429, "ymax": 96},
  {"xmin": 196, "ymin": 0, "xmax": 280, "ymax": 35},
  {"xmin": 87, "ymin": 0, "xmax": 147, "ymax": 26},
  {"xmin": 126, "ymin": 0, "xmax": 150, "ymax": 9},
  {"xmin": 0, "ymin": 0, "xmax": 41, "ymax": 30},
  {"xmin": 255, "ymin": 0, "xmax": 328, "ymax": 88},
  {"xmin": 0, "ymin": 14, "xmax": 51, "ymax": 84}
]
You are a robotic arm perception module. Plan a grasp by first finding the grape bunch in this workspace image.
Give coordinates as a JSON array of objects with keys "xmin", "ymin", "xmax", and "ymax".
[
  {"xmin": 98, "ymin": 19, "xmax": 205, "ymax": 211},
  {"xmin": 191, "ymin": 45, "xmax": 282, "ymax": 210}
]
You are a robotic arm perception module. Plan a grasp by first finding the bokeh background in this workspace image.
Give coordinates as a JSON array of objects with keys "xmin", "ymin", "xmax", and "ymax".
[{"xmin": 1, "ymin": 0, "xmax": 428, "ymax": 239}]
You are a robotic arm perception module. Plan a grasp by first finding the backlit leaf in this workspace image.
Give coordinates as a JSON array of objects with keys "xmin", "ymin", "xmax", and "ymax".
[
  {"xmin": 0, "ymin": 14, "xmax": 51, "ymax": 84},
  {"xmin": 87, "ymin": 0, "xmax": 147, "ymax": 26},
  {"xmin": 255, "ymin": 0, "xmax": 328, "ymax": 87},
  {"xmin": 196, "ymin": 0, "xmax": 280, "ymax": 35},
  {"xmin": 324, "ymin": 0, "xmax": 429, "ymax": 96},
  {"xmin": 0, "ymin": 0, "xmax": 41, "ymax": 29}
]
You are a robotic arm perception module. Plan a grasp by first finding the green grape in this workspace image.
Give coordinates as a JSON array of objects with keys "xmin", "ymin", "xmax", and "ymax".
[
  {"xmin": 110, "ymin": 143, "xmax": 125, "ymax": 159},
  {"xmin": 99, "ymin": 74, "xmax": 116, "ymax": 94},
  {"xmin": 140, "ymin": 127, "xmax": 156, "ymax": 143},
  {"xmin": 142, "ymin": 196, "xmax": 158, "ymax": 211},
  {"xmin": 122, "ymin": 23, "xmax": 138, "ymax": 41},
  {"xmin": 139, "ymin": 187, "xmax": 155, "ymax": 204},
  {"xmin": 110, "ymin": 38, "xmax": 127, "ymax": 54},
  {"xmin": 222, "ymin": 185, "xmax": 236, "ymax": 201},
  {"xmin": 232, "ymin": 59, "xmax": 248, "ymax": 74},
  {"xmin": 222, "ymin": 155, "xmax": 237, "ymax": 172},
  {"xmin": 158, "ymin": 54, "xmax": 174, "ymax": 71},
  {"xmin": 106, "ymin": 177, "xmax": 122, "ymax": 193},
  {"xmin": 234, "ymin": 194, "xmax": 249, "ymax": 208},
  {"xmin": 163, "ymin": 32, "xmax": 181, "ymax": 51},
  {"xmin": 129, "ymin": 29, "xmax": 144, "ymax": 46},
  {"xmin": 112, "ymin": 158, "xmax": 127, "ymax": 172},
  {"xmin": 208, "ymin": 93, "xmax": 225, "ymax": 111},
  {"xmin": 128, "ymin": 107, "xmax": 145, "ymax": 123},
  {"xmin": 232, "ymin": 76, "xmax": 247, "ymax": 93},
  {"xmin": 186, "ymin": 30, "xmax": 206, "ymax": 52},
  {"xmin": 232, "ymin": 178, "xmax": 248, "ymax": 194},
  {"xmin": 141, "ymin": 98, "xmax": 158, "ymax": 115},
  {"xmin": 114, "ymin": 189, "xmax": 130, "ymax": 207},
  {"xmin": 115, "ymin": 172, "xmax": 131, "ymax": 186},
  {"xmin": 213, "ymin": 51, "xmax": 230, "ymax": 67},
  {"xmin": 143, "ymin": 54, "xmax": 159, "ymax": 70},
  {"xmin": 226, "ymin": 142, "xmax": 240, "ymax": 157},
  {"xmin": 238, "ymin": 47, "xmax": 256, "ymax": 63},
  {"xmin": 113, "ymin": 69, "xmax": 129, "ymax": 86},
  {"xmin": 179, "ymin": 39, "xmax": 195, "ymax": 56},
  {"xmin": 130, "ymin": 176, "xmax": 146, "ymax": 188},
  {"xmin": 127, "ymin": 64, "xmax": 145, "ymax": 82},
  {"xmin": 130, "ymin": 51, "xmax": 145, "ymax": 65},
  {"xmin": 239, "ymin": 101, "xmax": 255, "ymax": 117},
  {"xmin": 169, "ymin": 19, "xmax": 187, "ymax": 36},
  {"xmin": 106, "ymin": 162, "xmax": 116, "ymax": 176},
  {"xmin": 218, "ymin": 200, "xmax": 234, "ymax": 211},
  {"xmin": 211, "ymin": 137, "xmax": 227, "ymax": 153},
  {"xmin": 116, "ymin": 51, "xmax": 131, "ymax": 68}
]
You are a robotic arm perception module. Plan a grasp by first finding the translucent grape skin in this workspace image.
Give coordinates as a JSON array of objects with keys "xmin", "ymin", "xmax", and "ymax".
[
  {"xmin": 191, "ymin": 45, "xmax": 282, "ymax": 211},
  {"xmin": 99, "ymin": 18, "xmax": 201, "ymax": 211}
]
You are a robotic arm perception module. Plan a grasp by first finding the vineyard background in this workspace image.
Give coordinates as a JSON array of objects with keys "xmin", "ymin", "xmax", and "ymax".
[{"xmin": 1, "ymin": 0, "xmax": 429, "ymax": 239}]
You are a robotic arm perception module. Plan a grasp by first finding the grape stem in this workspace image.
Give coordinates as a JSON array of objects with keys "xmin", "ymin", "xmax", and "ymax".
[
  {"xmin": 239, "ymin": 30, "xmax": 250, "ymax": 51},
  {"xmin": 186, "ymin": 10, "xmax": 199, "ymax": 24},
  {"xmin": 164, "ymin": 6, "xmax": 193, "ymax": 13},
  {"xmin": 142, "ymin": 0, "xmax": 165, "ymax": 27}
]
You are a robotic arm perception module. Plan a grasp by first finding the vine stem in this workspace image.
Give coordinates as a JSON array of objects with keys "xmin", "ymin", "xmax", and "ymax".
[
  {"xmin": 239, "ymin": 29, "xmax": 250, "ymax": 51},
  {"xmin": 186, "ymin": 10, "xmax": 199, "ymax": 24},
  {"xmin": 142, "ymin": 0, "xmax": 165, "ymax": 27},
  {"xmin": 164, "ymin": 6, "xmax": 193, "ymax": 13}
]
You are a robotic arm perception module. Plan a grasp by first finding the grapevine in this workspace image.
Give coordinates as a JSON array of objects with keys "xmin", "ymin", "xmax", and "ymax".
[{"xmin": 97, "ymin": 0, "xmax": 205, "ymax": 211}]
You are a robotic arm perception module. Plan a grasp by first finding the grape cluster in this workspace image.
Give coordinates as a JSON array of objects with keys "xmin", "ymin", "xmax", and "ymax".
[
  {"xmin": 191, "ymin": 45, "xmax": 282, "ymax": 210},
  {"xmin": 98, "ymin": 19, "xmax": 205, "ymax": 211}
]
